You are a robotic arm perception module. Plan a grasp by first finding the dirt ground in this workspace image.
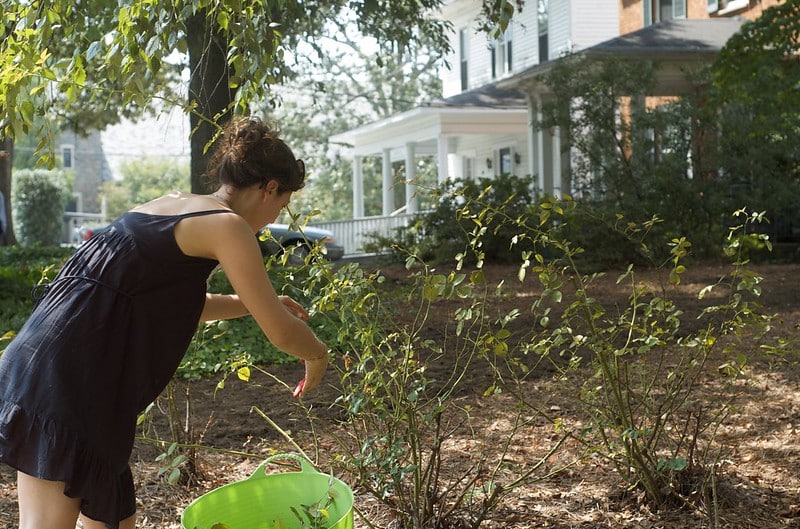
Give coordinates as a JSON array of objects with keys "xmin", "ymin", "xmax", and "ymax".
[{"xmin": 0, "ymin": 261, "xmax": 798, "ymax": 529}]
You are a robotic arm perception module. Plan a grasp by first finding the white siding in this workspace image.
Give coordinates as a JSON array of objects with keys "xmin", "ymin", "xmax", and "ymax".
[
  {"xmin": 440, "ymin": 0, "xmax": 483, "ymax": 97},
  {"xmin": 453, "ymin": 134, "xmax": 526, "ymax": 178},
  {"xmin": 549, "ymin": 0, "xmax": 573, "ymax": 58},
  {"xmin": 441, "ymin": 0, "xmax": 546, "ymax": 96},
  {"xmin": 509, "ymin": 6, "xmax": 540, "ymax": 72},
  {"xmin": 441, "ymin": 30, "xmax": 461, "ymax": 97},
  {"xmin": 470, "ymin": 37, "xmax": 494, "ymax": 90},
  {"xmin": 441, "ymin": 0, "xmax": 621, "ymax": 96},
  {"xmin": 570, "ymin": 0, "xmax": 619, "ymax": 50},
  {"xmin": 546, "ymin": 0, "xmax": 620, "ymax": 59}
]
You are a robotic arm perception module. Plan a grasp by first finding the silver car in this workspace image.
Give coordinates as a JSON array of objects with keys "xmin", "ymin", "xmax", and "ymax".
[{"xmin": 258, "ymin": 223, "xmax": 345, "ymax": 263}]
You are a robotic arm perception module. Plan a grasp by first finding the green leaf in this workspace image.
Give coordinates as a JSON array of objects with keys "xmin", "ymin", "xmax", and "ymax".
[
  {"xmin": 216, "ymin": 10, "xmax": 229, "ymax": 30},
  {"xmin": 86, "ymin": 41, "xmax": 103, "ymax": 61},
  {"xmin": 665, "ymin": 456, "xmax": 688, "ymax": 472},
  {"xmin": 496, "ymin": 328, "xmax": 511, "ymax": 340},
  {"xmin": 168, "ymin": 467, "xmax": 181, "ymax": 484}
]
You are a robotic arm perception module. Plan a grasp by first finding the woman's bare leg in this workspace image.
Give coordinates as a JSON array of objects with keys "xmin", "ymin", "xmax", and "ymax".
[{"xmin": 17, "ymin": 471, "xmax": 81, "ymax": 529}]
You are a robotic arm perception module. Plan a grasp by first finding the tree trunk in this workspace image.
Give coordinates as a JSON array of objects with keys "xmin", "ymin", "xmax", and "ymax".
[
  {"xmin": 0, "ymin": 137, "xmax": 15, "ymax": 246},
  {"xmin": 186, "ymin": 11, "xmax": 234, "ymax": 194}
]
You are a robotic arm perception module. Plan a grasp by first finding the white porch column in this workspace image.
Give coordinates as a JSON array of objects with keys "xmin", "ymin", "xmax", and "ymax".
[
  {"xmin": 527, "ymin": 93, "xmax": 539, "ymax": 192},
  {"xmin": 535, "ymin": 98, "xmax": 546, "ymax": 195},
  {"xmin": 382, "ymin": 148, "xmax": 394, "ymax": 216},
  {"xmin": 352, "ymin": 155, "xmax": 364, "ymax": 218},
  {"xmin": 405, "ymin": 142, "xmax": 418, "ymax": 214},
  {"xmin": 436, "ymin": 134, "xmax": 449, "ymax": 184},
  {"xmin": 552, "ymin": 125, "xmax": 562, "ymax": 197}
]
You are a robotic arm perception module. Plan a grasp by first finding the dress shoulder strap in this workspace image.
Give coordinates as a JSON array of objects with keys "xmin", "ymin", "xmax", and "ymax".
[{"xmin": 175, "ymin": 209, "xmax": 236, "ymax": 219}]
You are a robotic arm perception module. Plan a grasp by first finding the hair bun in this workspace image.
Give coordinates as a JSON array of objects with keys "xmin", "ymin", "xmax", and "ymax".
[{"xmin": 204, "ymin": 116, "xmax": 306, "ymax": 193}]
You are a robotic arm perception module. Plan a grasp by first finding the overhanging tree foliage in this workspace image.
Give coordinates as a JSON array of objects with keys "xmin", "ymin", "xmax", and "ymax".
[{"xmin": 1, "ymin": 0, "xmax": 521, "ymax": 202}]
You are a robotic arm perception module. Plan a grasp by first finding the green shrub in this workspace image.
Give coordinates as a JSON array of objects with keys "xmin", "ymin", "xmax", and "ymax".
[
  {"xmin": 379, "ymin": 173, "xmax": 538, "ymax": 265},
  {"xmin": 0, "ymin": 245, "xmax": 74, "ymax": 341},
  {"xmin": 279, "ymin": 255, "xmax": 550, "ymax": 529},
  {"xmin": 536, "ymin": 56, "xmax": 738, "ymax": 262},
  {"xmin": 178, "ymin": 266, "xmax": 283, "ymax": 380},
  {"xmin": 12, "ymin": 169, "xmax": 70, "ymax": 246},
  {"xmin": 0, "ymin": 244, "xmax": 75, "ymax": 267}
]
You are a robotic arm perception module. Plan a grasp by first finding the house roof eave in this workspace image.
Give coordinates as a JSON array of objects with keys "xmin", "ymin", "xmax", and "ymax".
[
  {"xmin": 330, "ymin": 79, "xmax": 528, "ymax": 150},
  {"xmin": 330, "ymin": 105, "xmax": 528, "ymax": 152}
]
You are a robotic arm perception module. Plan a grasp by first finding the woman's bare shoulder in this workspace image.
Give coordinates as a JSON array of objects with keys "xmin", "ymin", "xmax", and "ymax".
[
  {"xmin": 131, "ymin": 192, "xmax": 228, "ymax": 216},
  {"xmin": 166, "ymin": 197, "xmax": 254, "ymax": 259}
]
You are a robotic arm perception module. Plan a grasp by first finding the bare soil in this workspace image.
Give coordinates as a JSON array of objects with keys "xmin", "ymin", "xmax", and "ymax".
[{"xmin": 1, "ymin": 261, "xmax": 799, "ymax": 529}]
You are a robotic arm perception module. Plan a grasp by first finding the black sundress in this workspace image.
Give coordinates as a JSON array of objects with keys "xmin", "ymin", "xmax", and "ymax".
[{"xmin": 0, "ymin": 209, "xmax": 229, "ymax": 525}]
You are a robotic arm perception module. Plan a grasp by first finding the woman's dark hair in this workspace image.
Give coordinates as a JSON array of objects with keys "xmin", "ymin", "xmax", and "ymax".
[{"xmin": 205, "ymin": 116, "xmax": 305, "ymax": 194}]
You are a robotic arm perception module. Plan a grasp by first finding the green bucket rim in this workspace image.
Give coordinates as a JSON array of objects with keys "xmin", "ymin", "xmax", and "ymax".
[{"xmin": 180, "ymin": 453, "xmax": 354, "ymax": 529}]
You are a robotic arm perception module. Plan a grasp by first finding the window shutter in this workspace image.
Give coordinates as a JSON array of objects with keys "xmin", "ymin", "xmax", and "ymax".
[
  {"xmin": 506, "ymin": 27, "xmax": 513, "ymax": 72},
  {"xmin": 490, "ymin": 43, "xmax": 497, "ymax": 79},
  {"xmin": 459, "ymin": 29, "xmax": 469, "ymax": 91}
]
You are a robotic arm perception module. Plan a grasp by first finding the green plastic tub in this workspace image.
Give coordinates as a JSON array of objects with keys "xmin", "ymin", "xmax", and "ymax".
[{"xmin": 181, "ymin": 454, "xmax": 354, "ymax": 529}]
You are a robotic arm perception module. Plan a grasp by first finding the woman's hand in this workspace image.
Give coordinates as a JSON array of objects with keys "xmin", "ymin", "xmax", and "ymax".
[
  {"xmin": 276, "ymin": 295, "xmax": 326, "ymax": 397},
  {"xmin": 293, "ymin": 354, "xmax": 328, "ymax": 398},
  {"xmin": 279, "ymin": 295, "xmax": 309, "ymax": 321}
]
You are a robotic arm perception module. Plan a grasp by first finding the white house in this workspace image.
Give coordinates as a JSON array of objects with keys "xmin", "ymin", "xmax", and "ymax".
[
  {"xmin": 330, "ymin": 0, "xmax": 621, "ymax": 221},
  {"xmin": 325, "ymin": 0, "xmax": 779, "ymax": 255}
]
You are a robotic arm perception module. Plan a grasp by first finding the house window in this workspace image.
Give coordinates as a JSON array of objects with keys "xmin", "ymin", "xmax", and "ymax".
[
  {"xmin": 707, "ymin": 0, "xmax": 719, "ymax": 12},
  {"xmin": 644, "ymin": 0, "xmax": 687, "ymax": 25},
  {"xmin": 459, "ymin": 28, "xmax": 469, "ymax": 91},
  {"xmin": 491, "ymin": 26, "xmax": 512, "ymax": 79},
  {"xmin": 672, "ymin": 0, "xmax": 686, "ymax": 18},
  {"xmin": 499, "ymin": 147, "xmax": 513, "ymax": 175},
  {"xmin": 61, "ymin": 145, "xmax": 74, "ymax": 169},
  {"xmin": 538, "ymin": 0, "xmax": 549, "ymax": 63}
]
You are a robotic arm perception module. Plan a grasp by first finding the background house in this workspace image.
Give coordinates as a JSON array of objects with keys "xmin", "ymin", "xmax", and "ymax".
[
  {"xmin": 52, "ymin": 129, "xmax": 112, "ymax": 242},
  {"xmin": 330, "ymin": 0, "xmax": 621, "ymax": 220},
  {"xmin": 56, "ymin": 129, "xmax": 112, "ymax": 214},
  {"xmin": 323, "ymin": 0, "xmax": 782, "ymax": 256}
]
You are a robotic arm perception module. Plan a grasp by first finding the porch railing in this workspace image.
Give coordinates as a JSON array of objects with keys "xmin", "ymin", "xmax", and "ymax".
[{"xmin": 311, "ymin": 212, "xmax": 421, "ymax": 256}]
